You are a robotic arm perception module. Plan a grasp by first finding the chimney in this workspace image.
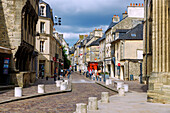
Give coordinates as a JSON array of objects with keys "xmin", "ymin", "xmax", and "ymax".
[
  {"xmin": 112, "ymin": 15, "xmax": 120, "ymax": 23},
  {"xmin": 122, "ymin": 11, "xmax": 128, "ymax": 19},
  {"xmin": 128, "ymin": 3, "xmax": 144, "ymax": 18}
]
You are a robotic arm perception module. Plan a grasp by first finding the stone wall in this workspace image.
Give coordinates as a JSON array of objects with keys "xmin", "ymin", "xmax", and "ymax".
[{"xmin": 129, "ymin": 61, "xmax": 141, "ymax": 80}]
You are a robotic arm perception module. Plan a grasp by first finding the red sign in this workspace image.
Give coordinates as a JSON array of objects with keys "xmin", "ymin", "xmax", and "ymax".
[
  {"xmin": 53, "ymin": 57, "xmax": 56, "ymax": 61},
  {"xmin": 118, "ymin": 63, "xmax": 121, "ymax": 66}
]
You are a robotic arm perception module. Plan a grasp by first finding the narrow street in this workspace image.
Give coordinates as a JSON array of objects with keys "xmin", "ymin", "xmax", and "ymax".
[{"xmin": 0, "ymin": 72, "xmax": 116, "ymax": 113}]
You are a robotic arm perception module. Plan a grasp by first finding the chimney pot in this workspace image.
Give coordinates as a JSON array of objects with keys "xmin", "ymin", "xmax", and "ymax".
[
  {"xmin": 125, "ymin": 11, "xmax": 127, "ymax": 14},
  {"xmin": 136, "ymin": 3, "xmax": 138, "ymax": 6},
  {"xmin": 130, "ymin": 3, "xmax": 132, "ymax": 6},
  {"xmin": 139, "ymin": 3, "xmax": 141, "ymax": 6},
  {"xmin": 114, "ymin": 15, "xmax": 116, "ymax": 17},
  {"xmin": 142, "ymin": 3, "xmax": 143, "ymax": 6},
  {"xmin": 133, "ymin": 3, "xmax": 135, "ymax": 6}
]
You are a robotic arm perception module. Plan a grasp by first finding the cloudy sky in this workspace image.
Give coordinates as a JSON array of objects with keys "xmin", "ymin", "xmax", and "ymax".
[{"xmin": 43, "ymin": 0, "xmax": 143, "ymax": 47}]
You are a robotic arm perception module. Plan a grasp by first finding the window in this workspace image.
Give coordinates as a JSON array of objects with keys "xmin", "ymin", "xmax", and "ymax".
[
  {"xmin": 131, "ymin": 33, "xmax": 136, "ymax": 37},
  {"xmin": 137, "ymin": 50, "xmax": 143, "ymax": 59},
  {"xmin": 40, "ymin": 6, "xmax": 45, "ymax": 16},
  {"xmin": 40, "ymin": 22, "xmax": 45, "ymax": 33},
  {"xmin": 40, "ymin": 41, "xmax": 44, "ymax": 52}
]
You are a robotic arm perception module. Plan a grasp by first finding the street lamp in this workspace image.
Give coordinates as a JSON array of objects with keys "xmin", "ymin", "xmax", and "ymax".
[{"xmin": 54, "ymin": 16, "xmax": 61, "ymax": 25}]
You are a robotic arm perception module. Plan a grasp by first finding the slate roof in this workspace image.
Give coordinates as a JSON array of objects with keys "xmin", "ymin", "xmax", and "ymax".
[
  {"xmin": 117, "ymin": 24, "xmax": 143, "ymax": 40},
  {"xmin": 115, "ymin": 29, "xmax": 130, "ymax": 33},
  {"xmin": 99, "ymin": 33, "xmax": 106, "ymax": 42},
  {"xmin": 39, "ymin": 0, "xmax": 53, "ymax": 21},
  {"xmin": 88, "ymin": 38, "xmax": 101, "ymax": 47}
]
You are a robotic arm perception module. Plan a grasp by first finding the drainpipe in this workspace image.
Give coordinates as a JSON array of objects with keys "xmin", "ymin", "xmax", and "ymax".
[{"xmin": 145, "ymin": 0, "xmax": 148, "ymax": 89}]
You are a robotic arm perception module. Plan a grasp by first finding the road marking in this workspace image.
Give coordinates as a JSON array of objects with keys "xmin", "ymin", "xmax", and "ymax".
[{"xmin": 72, "ymin": 79, "xmax": 95, "ymax": 83}]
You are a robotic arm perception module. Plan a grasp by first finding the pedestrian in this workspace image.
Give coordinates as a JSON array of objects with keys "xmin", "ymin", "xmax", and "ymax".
[
  {"xmin": 89, "ymin": 69, "xmax": 92, "ymax": 79},
  {"xmin": 86, "ymin": 70, "xmax": 89, "ymax": 78},
  {"xmin": 79, "ymin": 69, "xmax": 81, "ymax": 75}
]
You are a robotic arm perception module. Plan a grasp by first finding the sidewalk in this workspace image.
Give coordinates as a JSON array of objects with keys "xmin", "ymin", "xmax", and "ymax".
[
  {"xmin": 88, "ymin": 91, "xmax": 170, "ymax": 113},
  {"xmin": 0, "ymin": 77, "xmax": 71, "ymax": 104},
  {"xmin": 87, "ymin": 77, "xmax": 170, "ymax": 113}
]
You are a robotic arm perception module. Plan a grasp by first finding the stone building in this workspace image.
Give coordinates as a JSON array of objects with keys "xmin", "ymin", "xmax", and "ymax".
[
  {"xmin": 111, "ymin": 24, "xmax": 143, "ymax": 80},
  {"xmin": 35, "ymin": 0, "xmax": 55, "ymax": 78},
  {"xmin": 85, "ymin": 29, "xmax": 103, "ymax": 71},
  {"xmin": 104, "ymin": 3, "xmax": 144, "ymax": 78},
  {"xmin": 144, "ymin": 0, "xmax": 170, "ymax": 104},
  {"xmin": 0, "ymin": 0, "xmax": 39, "ymax": 87}
]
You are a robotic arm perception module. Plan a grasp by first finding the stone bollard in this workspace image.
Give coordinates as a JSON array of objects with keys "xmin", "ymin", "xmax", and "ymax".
[
  {"xmin": 101, "ymin": 92, "xmax": 109, "ymax": 103},
  {"xmin": 106, "ymin": 79, "xmax": 110, "ymax": 85},
  {"xmin": 118, "ymin": 87, "xmax": 125, "ymax": 96},
  {"xmin": 38, "ymin": 84, "xmax": 45, "ymax": 93},
  {"xmin": 116, "ymin": 81, "xmax": 124, "ymax": 90},
  {"xmin": 14, "ymin": 87, "xmax": 22, "ymax": 97},
  {"xmin": 76, "ymin": 103, "xmax": 87, "ymax": 113},
  {"xmin": 124, "ymin": 84, "xmax": 129, "ymax": 92},
  {"xmin": 64, "ymin": 79, "xmax": 69, "ymax": 85},
  {"xmin": 60, "ymin": 82, "xmax": 67, "ymax": 90},
  {"xmin": 88, "ymin": 97, "xmax": 98, "ymax": 110},
  {"xmin": 109, "ymin": 79, "xmax": 112, "ymax": 85},
  {"xmin": 55, "ymin": 81, "xmax": 61, "ymax": 87}
]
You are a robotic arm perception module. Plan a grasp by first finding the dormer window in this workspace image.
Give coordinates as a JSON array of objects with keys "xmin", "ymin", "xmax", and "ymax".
[
  {"xmin": 131, "ymin": 33, "xmax": 136, "ymax": 37},
  {"xmin": 40, "ymin": 6, "xmax": 45, "ymax": 16}
]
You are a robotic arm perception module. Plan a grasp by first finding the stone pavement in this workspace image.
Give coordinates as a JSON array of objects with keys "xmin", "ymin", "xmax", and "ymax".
[
  {"xmin": 85, "ymin": 77, "xmax": 170, "ymax": 113},
  {"xmin": 87, "ymin": 91, "xmax": 170, "ymax": 113},
  {"xmin": 0, "ymin": 72, "xmax": 116, "ymax": 113},
  {"xmin": 0, "ymin": 77, "xmax": 71, "ymax": 104}
]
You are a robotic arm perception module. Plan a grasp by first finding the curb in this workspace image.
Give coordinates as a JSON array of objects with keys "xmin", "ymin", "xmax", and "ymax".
[
  {"xmin": 95, "ymin": 81, "xmax": 118, "ymax": 93},
  {"xmin": 0, "ymin": 83, "xmax": 72, "ymax": 105}
]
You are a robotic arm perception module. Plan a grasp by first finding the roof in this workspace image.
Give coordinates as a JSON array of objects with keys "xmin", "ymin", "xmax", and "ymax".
[
  {"xmin": 99, "ymin": 33, "xmax": 106, "ymax": 42},
  {"xmin": 114, "ymin": 24, "xmax": 143, "ymax": 41},
  {"xmin": 39, "ymin": 0, "xmax": 53, "ymax": 21},
  {"xmin": 87, "ymin": 38, "xmax": 101, "ymax": 47},
  {"xmin": 105, "ymin": 16, "xmax": 128, "ymax": 33},
  {"xmin": 115, "ymin": 29, "xmax": 130, "ymax": 33}
]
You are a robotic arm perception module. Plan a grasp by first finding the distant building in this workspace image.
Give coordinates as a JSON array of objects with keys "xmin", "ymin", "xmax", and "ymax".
[{"xmin": 105, "ymin": 3, "xmax": 144, "ymax": 78}]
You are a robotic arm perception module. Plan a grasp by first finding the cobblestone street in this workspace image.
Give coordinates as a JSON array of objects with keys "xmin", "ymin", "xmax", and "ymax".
[{"xmin": 0, "ymin": 72, "xmax": 116, "ymax": 113}]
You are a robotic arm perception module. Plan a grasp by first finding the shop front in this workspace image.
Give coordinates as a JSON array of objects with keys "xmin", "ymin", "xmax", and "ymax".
[
  {"xmin": 88, "ymin": 62, "xmax": 98, "ymax": 71},
  {"xmin": 0, "ymin": 46, "xmax": 11, "ymax": 85}
]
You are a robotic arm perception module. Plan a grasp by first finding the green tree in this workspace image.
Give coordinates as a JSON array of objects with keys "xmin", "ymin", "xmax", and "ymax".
[{"xmin": 62, "ymin": 46, "xmax": 71, "ymax": 69}]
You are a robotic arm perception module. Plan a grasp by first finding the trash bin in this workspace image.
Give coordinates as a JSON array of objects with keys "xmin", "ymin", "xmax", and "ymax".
[{"xmin": 130, "ymin": 75, "xmax": 133, "ymax": 81}]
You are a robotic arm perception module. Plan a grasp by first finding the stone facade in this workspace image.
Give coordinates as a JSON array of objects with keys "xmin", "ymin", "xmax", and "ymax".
[
  {"xmin": 0, "ymin": 0, "xmax": 39, "ymax": 87},
  {"xmin": 36, "ymin": 1, "xmax": 55, "ymax": 78},
  {"xmin": 105, "ymin": 4, "xmax": 144, "ymax": 78},
  {"xmin": 145, "ymin": 0, "xmax": 170, "ymax": 104}
]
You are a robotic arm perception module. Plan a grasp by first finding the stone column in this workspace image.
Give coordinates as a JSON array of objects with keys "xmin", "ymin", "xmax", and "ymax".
[
  {"xmin": 158, "ymin": 0, "xmax": 162, "ymax": 72},
  {"xmin": 101, "ymin": 92, "xmax": 109, "ymax": 103},
  {"xmin": 14, "ymin": 87, "xmax": 22, "ymax": 97},
  {"xmin": 75, "ymin": 103, "xmax": 87, "ymax": 113},
  {"xmin": 152, "ymin": 0, "xmax": 156, "ymax": 72},
  {"xmin": 38, "ymin": 84, "xmax": 45, "ymax": 93},
  {"xmin": 88, "ymin": 97, "xmax": 98, "ymax": 110}
]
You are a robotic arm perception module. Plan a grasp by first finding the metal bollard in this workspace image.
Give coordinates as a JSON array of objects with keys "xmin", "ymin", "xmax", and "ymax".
[
  {"xmin": 101, "ymin": 92, "xmax": 109, "ymax": 103},
  {"xmin": 118, "ymin": 87, "xmax": 125, "ymax": 96},
  {"xmin": 76, "ymin": 103, "xmax": 87, "ymax": 113},
  {"xmin": 14, "ymin": 87, "xmax": 22, "ymax": 97},
  {"xmin": 60, "ymin": 82, "xmax": 67, "ymax": 90},
  {"xmin": 88, "ymin": 97, "xmax": 98, "ymax": 110},
  {"xmin": 38, "ymin": 84, "xmax": 45, "ymax": 93}
]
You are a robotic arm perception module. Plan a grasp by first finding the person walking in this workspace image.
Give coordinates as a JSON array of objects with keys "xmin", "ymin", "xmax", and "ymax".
[{"xmin": 79, "ymin": 69, "xmax": 81, "ymax": 75}]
